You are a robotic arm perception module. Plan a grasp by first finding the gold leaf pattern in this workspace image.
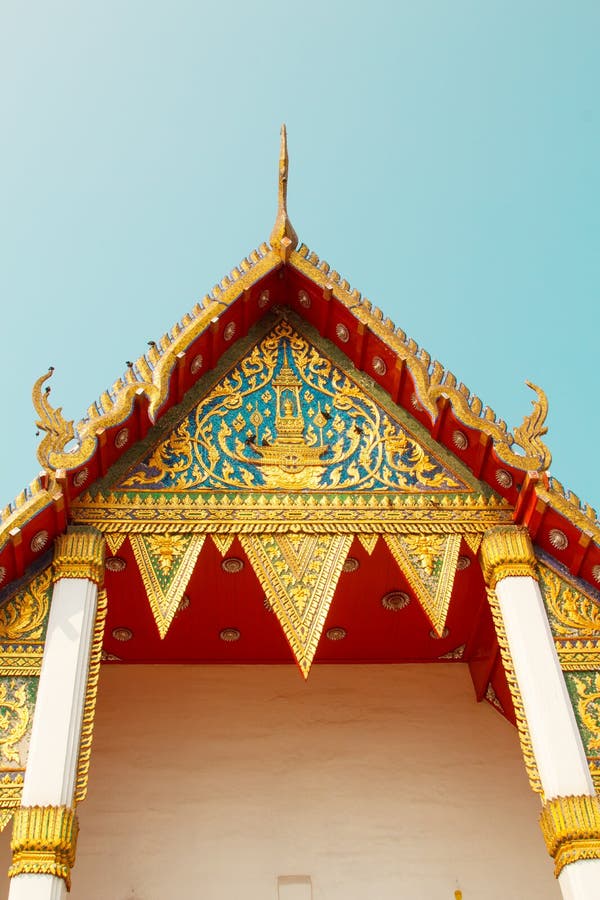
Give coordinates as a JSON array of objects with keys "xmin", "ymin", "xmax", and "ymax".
[
  {"xmin": 384, "ymin": 534, "xmax": 461, "ymax": 635},
  {"xmin": 0, "ymin": 568, "xmax": 52, "ymax": 643},
  {"xmin": 539, "ymin": 565, "xmax": 600, "ymax": 636},
  {"xmin": 240, "ymin": 532, "xmax": 352, "ymax": 678},
  {"xmin": 0, "ymin": 680, "xmax": 29, "ymax": 766},
  {"xmin": 572, "ymin": 673, "xmax": 600, "ymax": 752},
  {"xmin": 119, "ymin": 321, "xmax": 467, "ymax": 494},
  {"xmin": 129, "ymin": 534, "xmax": 205, "ymax": 638}
]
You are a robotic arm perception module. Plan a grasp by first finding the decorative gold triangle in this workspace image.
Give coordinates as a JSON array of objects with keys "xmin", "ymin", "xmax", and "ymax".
[
  {"xmin": 0, "ymin": 810, "xmax": 14, "ymax": 832},
  {"xmin": 130, "ymin": 534, "xmax": 205, "ymax": 638},
  {"xmin": 105, "ymin": 533, "xmax": 127, "ymax": 556},
  {"xmin": 384, "ymin": 533, "xmax": 461, "ymax": 635},
  {"xmin": 211, "ymin": 534, "xmax": 235, "ymax": 556},
  {"xmin": 357, "ymin": 534, "xmax": 379, "ymax": 556},
  {"xmin": 463, "ymin": 533, "xmax": 482, "ymax": 555},
  {"xmin": 240, "ymin": 532, "xmax": 352, "ymax": 678}
]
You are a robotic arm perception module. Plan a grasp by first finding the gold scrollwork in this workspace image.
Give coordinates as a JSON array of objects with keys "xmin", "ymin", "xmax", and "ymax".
[
  {"xmin": 539, "ymin": 794, "xmax": 600, "ymax": 876},
  {"xmin": 118, "ymin": 321, "xmax": 465, "ymax": 495},
  {"xmin": 0, "ymin": 567, "xmax": 52, "ymax": 643},
  {"xmin": 571, "ymin": 673, "xmax": 600, "ymax": 754},
  {"xmin": 0, "ymin": 680, "xmax": 29, "ymax": 766},
  {"xmin": 539, "ymin": 565, "xmax": 600, "ymax": 636},
  {"xmin": 9, "ymin": 805, "xmax": 79, "ymax": 889}
]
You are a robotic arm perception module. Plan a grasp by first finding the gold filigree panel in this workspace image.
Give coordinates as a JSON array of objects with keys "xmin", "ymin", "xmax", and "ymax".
[
  {"xmin": 240, "ymin": 532, "xmax": 352, "ymax": 678},
  {"xmin": 0, "ymin": 567, "xmax": 52, "ymax": 829},
  {"xmin": 0, "ymin": 567, "xmax": 51, "ymax": 644},
  {"xmin": 538, "ymin": 559, "xmax": 600, "ymax": 792},
  {"xmin": 130, "ymin": 534, "xmax": 205, "ymax": 638},
  {"xmin": 117, "ymin": 321, "xmax": 468, "ymax": 494},
  {"xmin": 384, "ymin": 533, "xmax": 461, "ymax": 635}
]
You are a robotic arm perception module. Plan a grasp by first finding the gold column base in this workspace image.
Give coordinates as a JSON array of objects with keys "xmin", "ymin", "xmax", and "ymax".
[
  {"xmin": 539, "ymin": 794, "xmax": 600, "ymax": 877},
  {"xmin": 8, "ymin": 805, "xmax": 79, "ymax": 891}
]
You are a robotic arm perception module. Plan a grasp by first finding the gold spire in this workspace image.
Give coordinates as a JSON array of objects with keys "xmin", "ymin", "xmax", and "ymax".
[{"xmin": 269, "ymin": 124, "xmax": 298, "ymax": 262}]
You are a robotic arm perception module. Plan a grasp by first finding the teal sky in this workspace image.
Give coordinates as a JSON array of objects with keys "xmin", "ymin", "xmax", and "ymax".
[{"xmin": 1, "ymin": 2, "xmax": 599, "ymax": 512}]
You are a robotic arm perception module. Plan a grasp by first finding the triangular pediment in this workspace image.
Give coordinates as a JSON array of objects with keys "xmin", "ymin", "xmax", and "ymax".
[{"xmin": 113, "ymin": 317, "xmax": 472, "ymax": 496}]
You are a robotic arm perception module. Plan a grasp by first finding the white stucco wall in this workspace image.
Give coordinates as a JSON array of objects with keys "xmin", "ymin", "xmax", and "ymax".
[{"xmin": 2, "ymin": 664, "xmax": 559, "ymax": 899}]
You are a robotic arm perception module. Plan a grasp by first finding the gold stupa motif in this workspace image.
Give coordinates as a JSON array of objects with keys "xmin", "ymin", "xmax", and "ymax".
[{"xmin": 254, "ymin": 348, "xmax": 329, "ymax": 487}]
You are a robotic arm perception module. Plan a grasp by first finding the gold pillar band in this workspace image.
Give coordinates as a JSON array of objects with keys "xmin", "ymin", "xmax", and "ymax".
[
  {"xmin": 480, "ymin": 525, "xmax": 538, "ymax": 590},
  {"xmin": 53, "ymin": 526, "xmax": 105, "ymax": 586},
  {"xmin": 9, "ymin": 805, "xmax": 79, "ymax": 890},
  {"xmin": 539, "ymin": 794, "xmax": 600, "ymax": 877}
]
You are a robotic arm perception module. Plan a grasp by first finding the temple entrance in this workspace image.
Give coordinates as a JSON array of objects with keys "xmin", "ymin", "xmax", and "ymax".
[{"xmin": 68, "ymin": 664, "xmax": 556, "ymax": 900}]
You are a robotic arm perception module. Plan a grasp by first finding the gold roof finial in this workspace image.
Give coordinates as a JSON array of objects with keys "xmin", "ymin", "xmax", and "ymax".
[{"xmin": 269, "ymin": 124, "xmax": 298, "ymax": 262}]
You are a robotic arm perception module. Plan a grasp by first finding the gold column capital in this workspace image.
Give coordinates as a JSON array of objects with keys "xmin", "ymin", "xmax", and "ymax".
[
  {"xmin": 480, "ymin": 525, "xmax": 538, "ymax": 590},
  {"xmin": 539, "ymin": 794, "xmax": 600, "ymax": 877},
  {"xmin": 8, "ymin": 805, "xmax": 79, "ymax": 890},
  {"xmin": 53, "ymin": 526, "xmax": 105, "ymax": 586}
]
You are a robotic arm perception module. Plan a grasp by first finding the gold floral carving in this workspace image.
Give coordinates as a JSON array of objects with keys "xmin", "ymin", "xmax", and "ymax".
[
  {"xmin": 486, "ymin": 587, "xmax": 543, "ymax": 794},
  {"xmin": 74, "ymin": 589, "xmax": 107, "ymax": 803},
  {"xmin": 384, "ymin": 533, "xmax": 461, "ymax": 636},
  {"xmin": 480, "ymin": 525, "xmax": 538, "ymax": 591},
  {"xmin": 9, "ymin": 805, "xmax": 79, "ymax": 889},
  {"xmin": 53, "ymin": 527, "xmax": 105, "ymax": 586},
  {"xmin": 0, "ymin": 567, "xmax": 52, "ymax": 642},
  {"xmin": 118, "ymin": 321, "xmax": 465, "ymax": 494},
  {"xmin": 571, "ymin": 673, "xmax": 600, "ymax": 754},
  {"xmin": 539, "ymin": 794, "xmax": 600, "ymax": 876},
  {"xmin": 129, "ymin": 534, "xmax": 205, "ymax": 638},
  {"xmin": 240, "ymin": 532, "xmax": 352, "ymax": 677},
  {"xmin": 539, "ymin": 566, "xmax": 600, "ymax": 637},
  {"xmin": 104, "ymin": 532, "xmax": 127, "ymax": 556},
  {"xmin": 0, "ymin": 681, "xmax": 29, "ymax": 766}
]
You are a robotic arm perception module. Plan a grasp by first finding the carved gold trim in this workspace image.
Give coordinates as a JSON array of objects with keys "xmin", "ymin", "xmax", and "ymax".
[
  {"xmin": 73, "ymin": 490, "xmax": 512, "ymax": 534},
  {"xmin": 480, "ymin": 525, "xmax": 538, "ymax": 591},
  {"xmin": 74, "ymin": 589, "xmax": 107, "ymax": 803},
  {"xmin": 289, "ymin": 244, "xmax": 552, "ymax": 472},
  {"xmin": 539, "ymin": 794, "xmax": 600, "ymax": 876},
  {"xmin": 0, "ymin": 774, "xmax": 24, "ymax": 833},
  {"xmin": 0, "ymin": 646, "xmax": 43, "ymax": 677},
  {"xmin": 9, "ymin": 805, "xmax": 79, "ymax": 890},
  {"xmin": 557, "ymin": 641, "xmax": 600, "ymax": 671},
  {"xmin": 486, "ymin": 587, "xmax": 543, "ymax": 794},
  {"xmin": 53, "ymin": 527, "xmax": 105, "ymax": 586}
]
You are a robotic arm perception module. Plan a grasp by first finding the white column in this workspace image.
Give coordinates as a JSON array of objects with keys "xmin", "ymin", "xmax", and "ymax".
[
  {"xmin": 481, "ymin": 526, "xmax": 600, "ymax": 899},
  {"xmin": 8, "ymin": 528, "xmax": 104, "ymax": 900},
  {"xmin": 494, "ymin": 574, "xmax": 592, "ymax": 797}
]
